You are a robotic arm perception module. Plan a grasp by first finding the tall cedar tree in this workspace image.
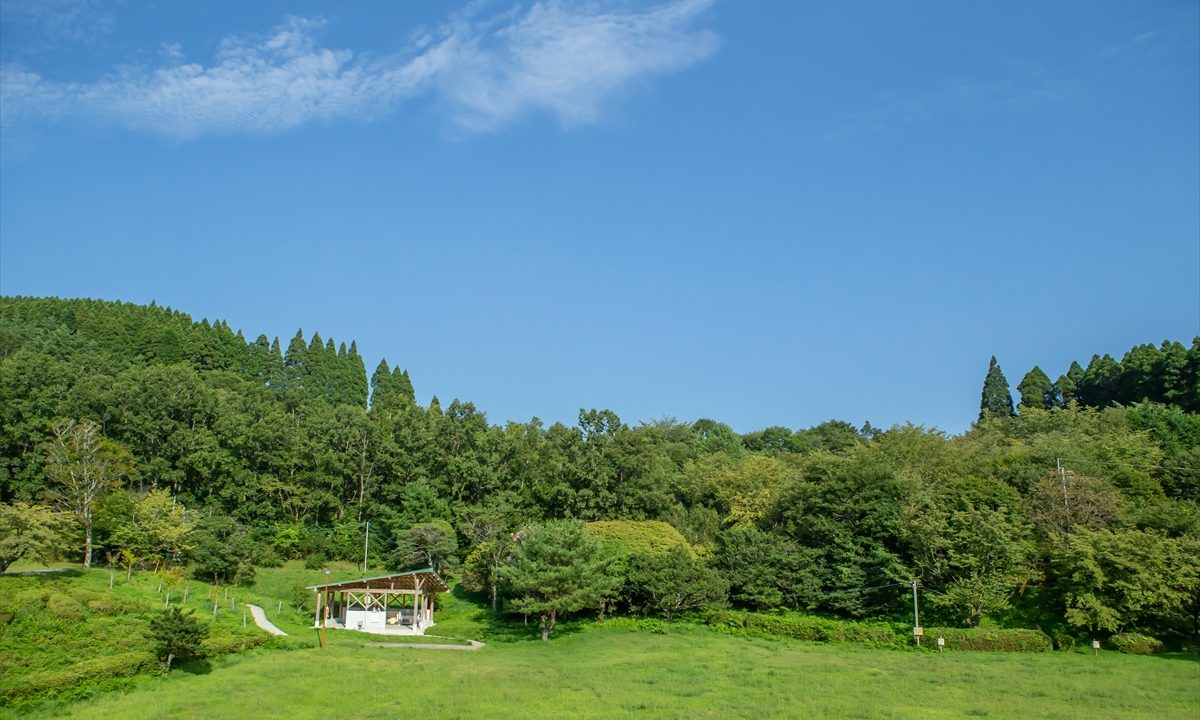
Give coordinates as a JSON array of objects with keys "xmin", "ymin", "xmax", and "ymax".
[
  {"xmin": 498, "ymin": 520, "xmax": 619, "ymax": 641},
  {"xmin": 979, "ymin": 356, "xmax": 1015, "ymax": 420},
  {"xmin": 1017, "ymin": 366, "xmax": 1056, "ymax": 410},
  {"xmin": 1056, "ymin": 361, "xmax": 1085, "ymax": 407}
]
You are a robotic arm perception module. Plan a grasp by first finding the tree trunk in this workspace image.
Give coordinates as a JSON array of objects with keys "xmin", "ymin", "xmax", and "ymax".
[
  {"xmin": 83, "ymin": 516, "xmax": 93, "ymax": 568},
  {"xmin": 540, "ymin": 609, "xmax": 557, "ymax": 641}
]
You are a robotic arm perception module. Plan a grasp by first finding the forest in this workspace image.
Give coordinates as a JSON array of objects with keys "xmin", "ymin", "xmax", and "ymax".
[{"xmin": 1, "ymin": 296, "xmax": 1198, "ymax": 648}]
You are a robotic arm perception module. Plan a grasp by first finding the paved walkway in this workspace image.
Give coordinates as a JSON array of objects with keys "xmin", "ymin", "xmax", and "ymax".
[
  {"xmin": 366, "ymin": 639, "xmax": 485, "ymax": 651},
  {"xmin": 245, "ymin": 604, "xmax": 288, "ymax": 636}
]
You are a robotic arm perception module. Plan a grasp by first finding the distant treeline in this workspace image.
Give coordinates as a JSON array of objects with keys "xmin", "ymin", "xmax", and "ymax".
[
  {"xmin": 980, "ymin": 339, "xmax": 1200, "ymax": 420},
  {"xmin": 1, "ymin": 296, "xmax": 1197, "ymax": 647}
]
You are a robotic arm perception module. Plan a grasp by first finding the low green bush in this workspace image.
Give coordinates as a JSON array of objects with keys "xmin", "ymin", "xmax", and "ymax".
[
  {"xmin": 705, "ymin": 610, "xmax": 904, "ymax": 648},
  {"xmin": 926, "ymin": 627, "xmax": 1052, "ymax": 652},
  {"xmin": 1108, "ymin": 633, "xmax": 1164, "ymax": 655},
  {"xmin": 200, "ymin": 632, "xmax": 270, "ymax": 658},
  {"xmin": 1, "ymin": 651, "xmax": 156, "ymax": 703}
]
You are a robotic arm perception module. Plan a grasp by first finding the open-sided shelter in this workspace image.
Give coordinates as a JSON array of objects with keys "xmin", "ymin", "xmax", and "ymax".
[{"xmin": 307, "ymin": 568, "xmax": 448, "ymax": 635}]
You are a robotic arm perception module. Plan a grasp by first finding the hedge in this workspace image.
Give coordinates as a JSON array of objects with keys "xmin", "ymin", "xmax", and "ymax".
[
  {"xmin": 924, "ymin": 627, "xmax": 1052, "ymax": 653},
  {"xmin": 1108, "ymin": 633, "xmax": 1164, "ymax": 655},
  {"xmin": 704, "ymin": 611, "xmax": 1053, "ymax": 652},
  {"xmin": 705, "ymin": 610, "xmax": 905, "ymax": 648}
]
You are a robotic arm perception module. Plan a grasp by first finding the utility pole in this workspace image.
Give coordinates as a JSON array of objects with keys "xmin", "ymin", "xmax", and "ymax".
[
  {"xmin": 363, "ymin": 521, "xmax": 370, "ymax": 575},
  {"xmin": 912, "ymin": 579, "xmax": 922, "ymax": 646}
]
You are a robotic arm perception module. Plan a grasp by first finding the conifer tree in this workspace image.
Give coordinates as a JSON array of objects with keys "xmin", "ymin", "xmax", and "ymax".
[
  {"xmin": 399, "ymin": 369, "xmax": 415, "ymax": 403},
  {"xmin": 1055, "ymin": 361, "xmax": 1085, "ymax": 407},
  {"xmin": 371, "ymin": 359, "xmax": 395, "ymax": 406},
  {"xmin": 497, "ymin": 520, "xmax": 619, "ymax": 641},
  {"xmin": 346, "ymin": 341, "xmax": 368, "ymax": 408},
  {"xmin": 1017, "ymin": 366, "xmax": 1056, "ymax": 410},
  {"xmin": 979, "ymin": 356, "xmax": 1015, "ymax": 421},
  {"xmin": 1078, "ymin": 354, "xmax": 1121, "ymax": 408}
]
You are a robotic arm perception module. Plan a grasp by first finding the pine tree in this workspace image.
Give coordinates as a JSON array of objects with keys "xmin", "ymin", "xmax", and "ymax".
[
  {"xmin": 497, "ymin": 520, "xmax": 620, "ymax": 641},
  {"xmin": 979, "ymin": 356, "xmax": 1015, "ymax": 421},
  {"xmin": 1017, "ymin": 366, "xmax": 1055, "ymax": 411}
]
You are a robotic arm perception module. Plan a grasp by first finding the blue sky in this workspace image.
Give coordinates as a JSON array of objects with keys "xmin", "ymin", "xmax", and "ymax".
[{"xmin": 1, "ymin": 1, "xmax": 1197, "ymax": 435}]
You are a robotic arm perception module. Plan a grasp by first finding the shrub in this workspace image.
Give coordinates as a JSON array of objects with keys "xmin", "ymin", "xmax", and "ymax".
[
  {"xmin": 303, "ymin": 552, "xmax": 328, "ymax": 570},
  {"xmin": 1108, "ymin": 633, "xmax": 1164, "ymax": 655},
  {"xmin": 200, "ymin": 633, "xmax": 269, "ymax": 658},
  {"xmin": 1, "ymin": 651, "xmax": 157, "ymax": 703},
  {"xmin": 148, "ymin": 608, "xmax": 209, "ymax": 669},
  {"xmin": 927, "ymin": 627, "xmax": 1052, "ymax": 652}
]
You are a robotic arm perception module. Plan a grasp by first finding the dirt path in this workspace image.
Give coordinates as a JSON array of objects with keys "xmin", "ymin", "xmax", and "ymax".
[{"xmin": 245, "ymin": 604, "xmax": 288, "ymax": 636}]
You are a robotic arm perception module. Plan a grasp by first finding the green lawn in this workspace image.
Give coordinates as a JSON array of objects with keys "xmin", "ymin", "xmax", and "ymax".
[
  {"xmin": 28, "ymin": 625, "xmax": 1200, "ymax": 720},
  {"xmin": 5, "ymin": 565, "xmax": 1198, "ymax": 719}
]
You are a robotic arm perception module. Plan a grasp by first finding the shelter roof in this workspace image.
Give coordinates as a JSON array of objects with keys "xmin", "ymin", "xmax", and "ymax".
[{"xmin": 306, "ymin": 568, "xmax": 448, "ymax": 593}]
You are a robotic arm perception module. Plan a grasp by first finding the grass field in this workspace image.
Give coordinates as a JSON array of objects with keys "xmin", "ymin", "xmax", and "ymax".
[
  {"xmin": 4, "ymin": 563, "xmax": 1198, "ymax": 719},
  {"xmin": 31, "ymin": 626, "xmax": 1200, "ymax": 720}
]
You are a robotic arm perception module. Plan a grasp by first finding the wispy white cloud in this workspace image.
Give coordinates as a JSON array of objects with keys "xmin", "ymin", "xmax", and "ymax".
[{"xmin": 0, "ymin": 0, "xmax": 718, "ymax": 141}]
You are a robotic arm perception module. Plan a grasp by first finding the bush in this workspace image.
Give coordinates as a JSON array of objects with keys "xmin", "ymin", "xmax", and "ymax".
[
  {"xmin": 200, "ymin": 632, "xmax": 269, "ymax": 658},
  {"xmin": 303, "ymin": 552, "xmax": 328, "ymax": 570},
  {"xmin": 1, "ymin": 651, "xmax": 157, "ymax": 704},
  {"xmin": 148, "ymin": 608, "xmax": 209, "ymax": 669},
  {"xmin": 927, "ymin": 627, "xmax": 1052, "ymax": 653},
  {"xmin": 1108, "ymin": 633, "xmax": 1164, "ymax": 655}
]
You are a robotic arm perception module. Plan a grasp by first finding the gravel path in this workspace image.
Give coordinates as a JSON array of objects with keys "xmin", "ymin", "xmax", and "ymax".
[
  {"xmin": 366, "ymin": 640, "xmax": 485, "ymax": 651},
  {"xmin": 245, "ymin": 604, "xmax": 288, "ymax": 636}
]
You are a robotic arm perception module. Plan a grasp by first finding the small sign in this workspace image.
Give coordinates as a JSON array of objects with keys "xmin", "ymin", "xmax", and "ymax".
[
  {"xmin": 1092, "ymin": 639, "xmax": 1101, "ymax": 650},
  {"xmin": 913, "ymin": 627, "xmax": 924, "ymax": 637},
  {"xmin": 937, "ymin": 637, "xmax": 945, "ymax": 647}
]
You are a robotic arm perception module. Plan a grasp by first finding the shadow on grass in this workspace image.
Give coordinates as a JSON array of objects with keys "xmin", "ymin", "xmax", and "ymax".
[
  {"xmin": 442, "ymin": 586, "xmax": 586, "ymax": 643},
  {"xmin": 1150, "ymin": 652, "xmax": 1200, "ymax": 664},
  {"xmin": 177, "ymin": 659, "xmax": 213, "ymax": 675},
  {"xmin": 1, "ymin": 567, "xmax": 83, "ymax": 578}
]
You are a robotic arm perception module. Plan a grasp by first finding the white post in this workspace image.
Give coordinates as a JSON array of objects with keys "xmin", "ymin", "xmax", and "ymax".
[
  {"xmin": 912, "ymin": 580, "xmax": 921, "ymax": 646},
  {"xmin": 363, "ymin": 522, "xmax": 370, "ymax": 574}
]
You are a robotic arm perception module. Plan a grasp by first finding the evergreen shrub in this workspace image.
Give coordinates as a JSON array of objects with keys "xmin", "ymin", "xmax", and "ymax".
[
  {"xmin": 1108, "ymin": 633, "xmax": 1164, "ymax": 655},
  {"xmin": 927, "ymin": 627, "xmax": 1052, "ymax": 652}
]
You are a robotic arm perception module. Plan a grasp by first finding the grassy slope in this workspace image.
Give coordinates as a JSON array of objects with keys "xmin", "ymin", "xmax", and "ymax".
[
  {"xmin": 38, "ymin": 627, "xmax": 1200, "ymax": 720},
  {"xmin": 5, "ymin": 562, "xmax": 1198, "ymax": 719}
]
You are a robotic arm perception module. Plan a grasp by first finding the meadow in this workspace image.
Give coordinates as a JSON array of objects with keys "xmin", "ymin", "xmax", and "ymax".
[
  {"xmin": 35, "ymin": 624, "xmax": 1200, "ymax": 720},
  {"xmin": 3, "ymin": 563, "xmax": 1197, "ymax": 720}
]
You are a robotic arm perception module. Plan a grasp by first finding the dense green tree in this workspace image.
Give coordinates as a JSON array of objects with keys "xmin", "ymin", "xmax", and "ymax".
[
  {"xmin": 626, "ymin": 545, "xmax": 728, "ymax": 620},
  {"xmin": 497, "ymin": 520, "xmax": 620, "ymax": 640},
  {"xmin": 185, "ymin": 513, "xmax": 258, "ymax": 585},
  {"xmin": 1056, "ymin": 528, "xmax": 1198, "ymax": 637},
  {"xmin": 110, "ymin": 489, "xmax": 196, "ymax": 570},
  {"xmin": 714, "ymin": 526, "xmax": 818, "ymax": 610},
  {"xmin": 149, "ymin": 607, "xmax": 209, "ymax": 670},
  {"xmin": 1017, "ymin": 366, "xmax": 1056, "ymax": 411},
  {"xmin": 979, "ymin": 356, "xmax": 1015, "ymax": 421},
  {"xmin": 0, "ymin": 501, "xmax": 71, "ymax": 572},
  {"xmin": 389, "ymin": 520, "xmax": 458, "ymax": 574}
]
